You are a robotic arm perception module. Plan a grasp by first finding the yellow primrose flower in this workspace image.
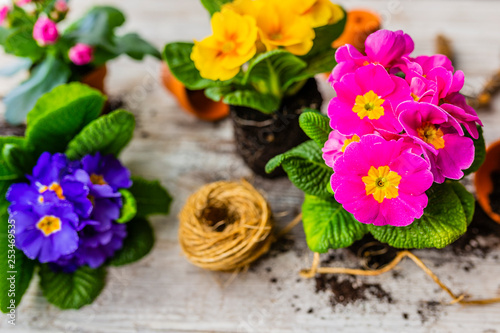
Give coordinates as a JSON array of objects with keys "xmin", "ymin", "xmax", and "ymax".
[
  {"xmin": 222, "ymin": 0, "xmax": 262, "ymax": 18},
  {"xmin": 256, "ymin": 2, "xmax": 315, "ymax": 56},
  {"xmin": 295, "ymin": 0, "xmax": 345, "ymax": 27},
  {"xmin": 191, "ymin": 8, "xmax": 258, "ymax": 81}
]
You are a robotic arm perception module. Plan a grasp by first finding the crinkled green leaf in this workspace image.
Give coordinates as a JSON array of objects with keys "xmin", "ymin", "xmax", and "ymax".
[
  {"xmin": 0, "ymin": 206, "xmax": 35, "ymax": 313},
  {"xmin": 65, "ymin": 110, "xmax": 135, "ymax": 160},
  {"xmin": 39, "ymin": 265, "xmax": 106, "ymax": 310},
  {"xmin": 449, "ymin": 181, "xmax": 475, "ymax": 226},
  {"xmin": 129, "ymin": 177, "xmax": 172, "ymax": 218},
  {"xmin": 266, "ymin": 140, "xmax": 333, "ymax": 199},
  {"xmin": 109, "ymin": 218, "xmax": 154, "ymax": 266},
  {"xmin": 117, "ymin": 189, "xmax": 137, "ymax": 224},
  {"xmin": 243, "ymin": 50, "xmax": 307, "ymax": 96},
  {"xmin": 222, "ymin": 89, "xmax": 280, "ymax": 114},
  {"xmin": 463, "ymin": 125, "xmax": 485, "ymax": 176},
  {"xmin": 5, "ymin": 55, "xmax": 71, "ymax": 125},
  {"xmin": 0, "ymin": 137, "xmax": 28, "ymax": 181},
  {"xmin": 200, "ymin": 0, "xmax": 233, "ymax": 15},
  {"xmin": 302, "ymin": 195, "xmax": 368, "ymax": 253},
  {"xmin": 26, "ymin": 83, "xmax": 105, "ymax": 156},
  {"xmin": 369, "ymin": 182, "xmax": 468, "ymax": 249},
  {"xmin": 299, "ymin": 110, "xmax": 331, "ymax": 147},
  {"xmin": 163, "ymin": 42, "xmax": 219, "ymax": 90}
]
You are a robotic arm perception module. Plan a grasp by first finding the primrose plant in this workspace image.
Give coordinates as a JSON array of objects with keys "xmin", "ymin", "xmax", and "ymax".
[{"xmin": 267, "ymin": 30, "xmax": 485, "ymax": 252}]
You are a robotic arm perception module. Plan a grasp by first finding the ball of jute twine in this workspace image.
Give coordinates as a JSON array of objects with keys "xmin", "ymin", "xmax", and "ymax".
[{"xmin": 179, "ymin": 180, "xmax": 280, "ymax": 272}]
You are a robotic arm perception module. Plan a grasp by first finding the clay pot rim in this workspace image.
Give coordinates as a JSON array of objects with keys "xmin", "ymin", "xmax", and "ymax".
[{"xmin": 475, "ymin": 139, "xmax": 500, "ymax": 224}]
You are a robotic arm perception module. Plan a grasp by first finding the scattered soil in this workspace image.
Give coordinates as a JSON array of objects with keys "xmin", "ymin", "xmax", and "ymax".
[
  {"xmin": 448, "ymin": 202, "xmax": 500, "ymax": 258},
  {"xmin": 416, "ymin": 301, "xmax": 443, "ymax": 324},
  {"xmin": 230, "ymin": 78, "xmax": 323, "ymax": 178},
  {"xmin": 314, "ymin": 275, "xmax": 393, "ymax": 306},
  {"xmin": 0, "ymin": 119, "xmax": 26, "ymax": 136}
]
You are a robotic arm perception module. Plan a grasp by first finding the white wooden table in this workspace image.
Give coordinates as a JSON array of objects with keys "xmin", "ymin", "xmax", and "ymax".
[{"xmin": 1, "ymin": 1, "xmax": 500, "ymax": 332}]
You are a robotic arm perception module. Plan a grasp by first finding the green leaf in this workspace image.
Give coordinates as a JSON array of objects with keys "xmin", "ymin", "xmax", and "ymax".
[
  {"xmin": 200, "ymin": 0, "xmax": 233, "ymax": 15},
  {"xmin": 65, "ymin": 110, "xmax": 135, "ymax": 160},
  {"xmin": 243, "ymin": 50, "xmax": 307, "ymax": 93},
  {"xmin": 449, "ymin": 181, "xmax": 475, "ymax": 226},
  {"xmin": 163, "ymin": 42, "xmax": 219, "ymax": 90},
  {"xmin": 39, "ymin": 265, "xmax": 106, "ymax": 310},
  {"xmin": 5, "ymin": 55, "xmax": 71, "ymax": 125},
  {"xmin": 4, "ymin": 27, "xmax": 43, "ymax": 62},
  {"xmin": 463, "ymin": 125, "xmax": 485, "ymax": 176},
  {"xmin": 299, "ymin": 110, "xmax": 331, "ymax": 147},
  {"xmin": 109, "ymin": 218, "xmax": 154, "ymax": 266},
  {"xmin": 302, "ymin": 195, "xmax": 368, "ymax": 253},
  {"xmin": 114, "ymin": 33, "xmax": 160, "ymax": 60},
  {"xmin": 0, "ymin": 210, "xmax": 35, "ymax": 313},
  {"xmin": 369, "ymin": 182, "xmax": 468, "ymax": 249},
  {"xmin": 64, "ymin": 6, "xmax": 125, "ymax": 46},
  {"xmin": 0, "ymin": 137, "xmax": 28, "ymax": 181},
  {"xmin": 26, "ymin": 83, "xmax": 106, "ymax": 156},
  {"xmin": 302, "ymin": 6, "xmax": 347, "ymax": 59},
  {"xmin": 129, "ymin": 177, "xmax": 172, "ymax": 218},
  {"xmin": 222, "ymin": 89, "xmax": 280, "ymax": 114},
  {"xmin": 117, "ymin": 189, "xmax": 137, "ymax": 224},
  {"xmin": 266, "ymin": 140, "xmax": 333, "ymax": 199}
]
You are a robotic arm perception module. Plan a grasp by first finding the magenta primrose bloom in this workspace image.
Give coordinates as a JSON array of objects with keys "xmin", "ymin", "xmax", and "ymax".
[
  {"xmin": 331, "ymin": 135, "xmax": 433, "ymax": 227},
  {"xmin": 328, "ymin": 63, "xmax": 411, "ymax": 136},
  {"xmin": 325, "ymin": 29, "xmax": 482, "ymax": 227},
  {"xmin": 322, "ymin": 131, "xmax": 360, "ymax": 168},
  {"xmin": 330, "ymin": 30, "xmax": 414, "ymax": 85},
  {"xmin": 33, "ymin": 17, "xmax": 59, "ymax": 46},
  {"xmin": 0, "ymin": 6, "xmax": 9, "ymax": 26}
]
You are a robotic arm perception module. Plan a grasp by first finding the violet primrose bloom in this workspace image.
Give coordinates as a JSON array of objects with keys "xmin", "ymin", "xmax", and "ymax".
[{"xmin": 6, "ymin": 152, "xmax": 132, "ymax": 270}]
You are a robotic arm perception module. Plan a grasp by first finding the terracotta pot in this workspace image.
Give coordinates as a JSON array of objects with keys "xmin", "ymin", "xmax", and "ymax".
[
  {"xmin": 333, "ymin": 9, "xmax": 381, "ymax": 53},
  {"xmin": 230, "ymin": 78, "xmax": 323, "ymax": 178},
  {"xmin": 475, "ymin": 140, "xmax": 500, "ymax": 224},
  {"xmin": 160, "ymin": 63, "xmax": 229, "ymax": 121},
  {"xmin": 81, "ymin": 65, "xmax": 107, "ymax": 95}
]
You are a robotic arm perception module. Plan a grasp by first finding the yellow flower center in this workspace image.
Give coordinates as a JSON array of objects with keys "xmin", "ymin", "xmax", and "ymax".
[
  {"xmin": 341, "ymin": 134, "xmax": 361, "ymax": 153},
  {"xmin": 39, "ymin": 182, "xmax": 65, "ymax": 200},
  {"xmin": 362, "ymin": 166, "xmax": 401, "ymax": 203},
  {"xmin": 411, "ymin": 93, "xmax": 420, "ymax": 101},
  {"xmin": 90, "ymin": 174, "xmax": 108, "ymax": 185},
  {"xmin": 221, "ymin": 41, "xmax": 235, "ymax": 53},
  {"xmin": 270, "ymin": 32, "xmax": 283, "ymax": 41},
  {"xmin": 352, "ymin": 90, "xmax": 385, "ymax": 120},
  {"xmin": 36, "ymin": 215, "xmax": 62, "ymax": 237},
  {"xmin": 417, "ymin": 122, "xmax": 445, "ymax": 149}
]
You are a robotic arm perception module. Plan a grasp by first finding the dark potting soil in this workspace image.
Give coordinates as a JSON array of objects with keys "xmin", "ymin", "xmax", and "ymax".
[
  {"xmin": 314, "ymin": 274, "xmax": 393, "ymax": 306},
  {"xmin": 230, "ymin": 78, "xmax": 323, "ymax": 178},
  {"xmin": 488, "ymin": 171, "xmax": 500, "ymax": 214},
  {"xmin": 0, "ymin": 119, "xmax": 26, "ymax": 136}
]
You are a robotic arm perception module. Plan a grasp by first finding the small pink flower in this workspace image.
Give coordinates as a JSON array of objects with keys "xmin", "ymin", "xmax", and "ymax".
[
  {"xmin": 331, "ymin": 135, "xmax": 433, "ymax": 227},
  {"xmin": 328, "ymin": 64, "xmax": 411, "ymax": 136},
  {"xmin": 329, "ymin": 30, "xmax": 414, "ymax": 84},
  {"xmin": 68, "ymin": 43, "xmax": 94, "ymax": 66},
  {"xmin": 398, "ymin": 101, "xmax": 474, "ymax": 183},
  {"xmin": 54, "ymin": 0, "xmax": 68, "ymax": 13},
  {"xmin": 0, "ymin": 6, "xmax": 9, "ymax": 26},
  {"xmin": 322, "ymin": 131, "xmax": 360, "ymax": 168},
  {"xmin": 15, "ymin": 0, "xmax": 31, "ymax": 6},
  {"xmin": 33, "ymin": 17, "xmax": 59, "ymax": 46}
]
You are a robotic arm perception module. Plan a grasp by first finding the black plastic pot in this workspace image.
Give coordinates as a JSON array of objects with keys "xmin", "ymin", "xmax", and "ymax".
[{"xmin": 230, "ymin": 78, "xmax": 323, "ymax": 178}]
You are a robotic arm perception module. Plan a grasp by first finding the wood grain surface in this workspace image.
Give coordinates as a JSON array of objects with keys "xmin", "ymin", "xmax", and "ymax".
[{"xmin": 0, "ymin": 0, "xmax": 500, "ymax": 332}]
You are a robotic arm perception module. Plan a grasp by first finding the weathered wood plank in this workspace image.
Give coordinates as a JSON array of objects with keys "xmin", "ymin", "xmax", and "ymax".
[{"xmin": 0, "ymin": 1, "xmax": 499, "ymax": 332}]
